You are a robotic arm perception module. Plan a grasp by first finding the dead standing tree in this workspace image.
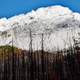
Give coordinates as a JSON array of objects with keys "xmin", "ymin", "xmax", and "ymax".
[
  {"xmin": 41, "ymin": 33, "xmax": 45, "ymax": 80},
  {"xmin": 27, "ymin": 29, "xmax": 34, "ymax": 80},
  {"xmin": 11, "ymin": 36, "xmax": 17, "ymax": 80}
]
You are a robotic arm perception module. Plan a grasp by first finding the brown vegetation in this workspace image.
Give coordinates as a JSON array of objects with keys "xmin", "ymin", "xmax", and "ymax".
[{"xmin": 0, "ymin": 45, "xmax": 80, "ymax": 80}]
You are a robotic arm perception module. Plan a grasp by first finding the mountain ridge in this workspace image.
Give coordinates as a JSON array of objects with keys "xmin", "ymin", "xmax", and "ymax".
[{"xmin": 0, "ymin": 5, "xmax": 80, "ymax": 52}]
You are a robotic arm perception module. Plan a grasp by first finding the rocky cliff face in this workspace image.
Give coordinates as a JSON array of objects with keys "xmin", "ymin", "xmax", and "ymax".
[{"xmin": 0, "ymin": 5, "xmax": 80, "ymax": 52}]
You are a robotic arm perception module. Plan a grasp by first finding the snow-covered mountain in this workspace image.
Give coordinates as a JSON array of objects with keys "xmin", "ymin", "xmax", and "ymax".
[{"xmin": 0, "ymin": 5, "xmax": 80, "ymax": 52}]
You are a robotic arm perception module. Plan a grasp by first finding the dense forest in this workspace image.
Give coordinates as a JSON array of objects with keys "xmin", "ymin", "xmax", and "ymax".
[{"xmin": 0, "ymin": 44, "xmax": 80, "ymax": 80}]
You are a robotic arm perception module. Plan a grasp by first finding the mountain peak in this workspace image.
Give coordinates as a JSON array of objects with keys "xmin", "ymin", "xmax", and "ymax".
[{"xmin": 0, "ymin": 5, "xmax": 80, "ymax": 52}]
